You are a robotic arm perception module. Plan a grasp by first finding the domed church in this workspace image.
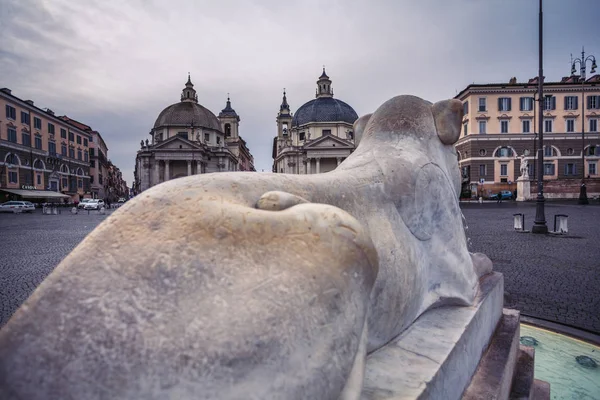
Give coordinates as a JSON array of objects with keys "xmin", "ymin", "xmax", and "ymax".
[
  {"xmin": 272, "ymin": 68, "xmax": 359, "ymax": 174},
  {"xmin": 135, "ymin": 75, "xmax": 255, "ymax": 193}
]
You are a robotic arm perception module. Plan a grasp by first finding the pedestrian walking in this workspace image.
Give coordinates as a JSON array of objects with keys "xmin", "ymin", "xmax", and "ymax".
[{"xmin": 497, "ymin": 191, "xmax": 502, "ymax": 204}]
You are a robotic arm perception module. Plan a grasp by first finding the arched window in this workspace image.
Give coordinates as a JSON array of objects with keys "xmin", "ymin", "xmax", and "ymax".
[
  {"xmin": 33, "ymin": 159, "xmax": 44, "ymax": 169},
  {"xmin": 585, "ymin": 145, "xmax": 597, "ymax": 156},
  {"xmin": 6, "ymin": 153, "xmax": 19, "ymax": 165},
  {"xmin": 494, "ymin": 147, "xmax": 514, "ymax": 157},
  {"xmin": 60, "ymin": 164, "xmax": 69, "ymax": 174},
  {"xmin": 77, "ymin": 168, "xmax": 84, "ymax": 176},
  {"xmin": 543, "ymin": 146, "xmax": 558, "ymax": 157}
]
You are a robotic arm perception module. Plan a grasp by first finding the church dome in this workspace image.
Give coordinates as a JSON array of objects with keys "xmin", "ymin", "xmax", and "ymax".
[
  {"xmin": 153, "ymin": 74, "xmax": 222, "ymax": 131},
  {"xmin": 153, "ymin": 101, "xmax": 221, "ymax": 131},
  {"xmin": 292, "ymin": 97, "xmax": 358, "ymax": 126}
]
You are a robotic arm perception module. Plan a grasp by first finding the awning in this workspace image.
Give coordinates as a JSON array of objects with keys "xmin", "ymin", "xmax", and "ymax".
[{"xmin": 0, "ymin": 189, "xmax": 71, "ymax": 199}]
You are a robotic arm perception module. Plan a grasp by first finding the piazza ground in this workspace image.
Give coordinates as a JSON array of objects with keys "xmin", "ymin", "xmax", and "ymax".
[{"xmin": 1, "ymin": 202, "xmax": 599, "ymax": 334}]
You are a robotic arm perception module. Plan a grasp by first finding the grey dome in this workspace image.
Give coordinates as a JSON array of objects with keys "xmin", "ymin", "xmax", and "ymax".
[
  {"xmin": 154, "ymin": 101, "xmax": 221, "ymax": 131},
  {"xmin": 292, "ymin": 97, "xmax": 358, "ymax": 126}
]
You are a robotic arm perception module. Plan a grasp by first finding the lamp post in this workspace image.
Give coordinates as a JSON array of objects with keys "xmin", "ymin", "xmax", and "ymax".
[
  {"xmin": 570, "ymin": 47, "xmax": 597, "ymax": 205},
  {"xmin": 532, "ymin": 0, "xmax": 548, "ymax": 234}
]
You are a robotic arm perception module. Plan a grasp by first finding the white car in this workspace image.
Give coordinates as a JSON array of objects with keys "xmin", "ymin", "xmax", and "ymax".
[
  {"xmin": 83, "ymin": 199, "xmax": 105, "ymax": 210},
  {"xmin": 78, "ymin": 199, "xmax": 93, "ymax": 209},
  {"xmin": 0, "ymin": 201, "xmax": 36, "ymax": 213}
]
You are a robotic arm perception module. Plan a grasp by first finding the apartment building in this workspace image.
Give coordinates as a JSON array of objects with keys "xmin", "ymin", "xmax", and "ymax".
[
  {"xmin": 455, "ymin": 75, "xmax": 600, "ymax": 198},
  {"xmin": 0, "ymin": 87, "xmax": 91, "ymax": 202}
]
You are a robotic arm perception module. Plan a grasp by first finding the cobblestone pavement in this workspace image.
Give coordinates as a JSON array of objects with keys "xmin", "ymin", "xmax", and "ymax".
[
  {"xmin": 0, "ymin": 210, "xmax": 110, "ymax": 328},
  {"xmin": 462, "ymin": 200, "xmax": 600, "ymax": 334},
  {"xmin": 1, "ymin": 203, "xmax": 599, "ymax": 335}
]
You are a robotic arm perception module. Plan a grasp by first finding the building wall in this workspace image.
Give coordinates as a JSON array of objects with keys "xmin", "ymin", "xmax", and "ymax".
[
  {"xmin": 455, "ymin": 77, "xmax": 600, "ymax": 198},
  {"xmin": 1, "ymin": 89, "xmax": 91, "ymax": 201}
]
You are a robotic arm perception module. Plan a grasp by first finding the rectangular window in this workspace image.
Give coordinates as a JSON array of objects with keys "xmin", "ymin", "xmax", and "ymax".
[
  {"xmin": 37, "ymin": 174, "xmax": 41, "ymax": 185},
  {"xmin": 8, "ymin": 171, "xmax": 18, "ymax": 183},
  {"xmin": 78, "ymin": 180, "xmax": 83, "ymax": 189},
  {"xmin": 590, "ymin": 119, "xmax": 598, "ymax": 132},
  {"xmin": 60, "ymin": 128, "xmax": 67, "ymax": 138},
  {"xmin": 204, "ymin": 133, "xmax": 210, "ymax": 142},
  {"xmin": 49, "ymin": 142, "xmax": 56, "ymax": 156},
  {"xmin": 61, "ymin": 144, "xmax": 67, "ymax": 156},
  {"xmin": 587, "ymin": 95, "xmax": 600, "ymax": 109},
  {"xmin": 22, "ymin": 132, "xmax": 31, "ymax": 147},
  {"xmin": 528, "ymin": 163, "xmax": 535, "ymax": 177},
  {"xmin": 544, "ymin": 163, "xmax": 555, "ymax": 175},
  {"xmin": 68, "ymin": 132, "xmax": 74, "ymax": 141},
  {"xmin": 83, "ymin": 138, "xmax": 88, "ymax": 146},
  {"xmin": 217, "ymin": 136, "xmax": 221, "ymax": 144},
  {"xmin": 77, "ymin": 149, "xmax": 82, "ymax": 160},
  {"xmin": 34, "ymin": 117, "xmax": 42, "ymax": 130},
  {"xmin": 520, "ymin": 97, "xmax": 534, "ymax": 111},
  {"xmin": 544, "ymin": 146, "xmax": 553, "ymax": 157},
  {"xmin": 76, "ymin": 135, "xmax": 82, "ymax": 144},
  {"xmin": 564, "ymin": 96, "xmax": 578, "ymax": 110},
  {"xmin": 299, "ymin": 131, "xmax": 306, "ymax": 141},
  {"xmin": 522, "ymin": 120, "xmax": 531, "ymax": 133},
  {"xmin": 500, "ymin": 164, "xmax": 508, "ymax": 176},
  {"xmin": 5, "ymin": 104, "xmax": 16, "ymax": 120},
  {"xmin": 322, "ymin": 129, "xmax": 331, "ymax": 136},
  {"xmin": 463, "ymin": 122, "xmax": 468, "ymax": 135},
  {"xmin": 463, "ymin": 101, "xmax": 468, "ymax": 115},
  {"xmin": 498, "ymin": 97, "xmax": 511, "ymax": 111},
  {"xmin": 478, "ymin": 120, "xmax": 487, "ymax": 134},
  {"xmin": 564, "ymin": 163, "xmax": 576, "ymax": 176},
  {"xmin": 7, "ymin": 127, "xmax": 17, "ymax": 142},
  {"xmin": 543, "ymin": 96, "xmax": 556, "ymax": 111},
  {"xmin": 35, "ymin": 135, "xmax": 42, "ymax": 149},
  {"xmin": 589, "ymin": 146, "xmax": 596, "ymax": 156},
  {"xmin": 69, "ymin": 147, "xmax": 75, "ymax": 159},
  {"xmin": 500, "ymin": 120, "xmax": 509, "ymax": 133},
  {"xmin": 566, "ymin": 119, "xmax": 575, "ymax": 133},
  {"xmin": 478, "ymin": 98, "xmax": 486, "ymax": 112},
  {"xmin": 62, "ymin": 178, "xmax": 67, "ymax": 188},
  {"xmin": 90, "ymin": 175, "xmax": 94, "ymax": 184},
  {"xmin": 479, "ymin": 164, "xmax": 486, "ymax": 176},
  {"xmin": 99, "ymin": 175, "xmax": 103, "ymax": 185},
  {"xmin": 544, "ymin": 119, "xmax": 553, "ymax": 133},
  {"xmin": 89, "ymin": 148, "xmax": 95, "ymax": 156},
  {"xmin": 90, "ymin": 160, "xmax": 95, "ymax": 168},
  {"xmin": 20, "ymin": 111, "xmax": 30, "ymax": 124},
  {"xmin": 589, "ymin": 162, "xmax": 597, "ymax": 176},
  {"xmin": 48, "ymin": 123, "xmax": 55, "ymax": 134},
  {"xmin": 84, "ymin": 151, "xmax": 88, "ymax": 162}
]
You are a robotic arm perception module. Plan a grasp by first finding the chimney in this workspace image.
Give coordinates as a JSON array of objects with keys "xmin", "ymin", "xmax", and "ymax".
[
  {"xmin": 46, "ymin": 109, "xmax": 55, "ymax": 116},
  {"xmin": 0, "ymin": 88, "xmax": 12, "ymax": 95},
  {"xmin": 24, "ymin": 100, "xmax": 34, "ymax": 106},
  {"xmin": 509, "ymin": 77, "xmax": 517, "ymax": 85}
]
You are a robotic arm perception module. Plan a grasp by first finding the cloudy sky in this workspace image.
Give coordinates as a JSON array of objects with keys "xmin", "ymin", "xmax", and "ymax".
[{"xmin": 1, "ymin": 0, "xmax": 598, "ymax": 183}]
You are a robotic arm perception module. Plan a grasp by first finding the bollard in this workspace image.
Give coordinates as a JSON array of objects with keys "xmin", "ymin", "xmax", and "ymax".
[
  {"xmin": 99, "ymin": 207, "xmax": 106, "ymax": 215},
  {"xmin": 71, "ymin": 207, "xmax": 77, "ymax": 214},
  {"xmin": 553, "ymin": 214, "xmax": 568, "ymax": 234},
  {"xmin": 513, "ymin": 213, "xmax": 525, "ymax": 231},
  {"xmin": 478, "ymin": 197, "xmax": 483, "ymax": 204},
  {"xmin": 52, "ymin": 206, "xmax": 58, "ymax": 215}
]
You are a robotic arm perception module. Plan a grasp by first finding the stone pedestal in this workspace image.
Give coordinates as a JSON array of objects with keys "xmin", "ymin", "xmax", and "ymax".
[
  {"xmin": 517, "ymin": 178, "xmax": 531, "ymax": 202},
  {"xmin": 361, "ymin": 272, "xmax": 549, "ymax": 399}
]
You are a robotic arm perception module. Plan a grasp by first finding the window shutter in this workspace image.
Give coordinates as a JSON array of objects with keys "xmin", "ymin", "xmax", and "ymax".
[
  {"xmin": 498, "ymin": 98, "xmax": 502, "ymax": 111},
  {"xmin": 574, "ymin": 164, "xmax": 577, "ymax": 175},
  {"xmin": 564, "ymin": 96, "xmax": 568, "ymax": 110},
  {"xmin": 551, "ymin": 97, "xmax": 556, "ymax": 110},
  {"xmin": 587, "ymin": 96, "xmax": 592, "ymax": 109},
  {"xmin": 574, "ymin": 96, "xmax": 578, "ymax": 110},
  {"xmin": 507, "ymin": 98, "xmax": 511, "ymax": 111}
]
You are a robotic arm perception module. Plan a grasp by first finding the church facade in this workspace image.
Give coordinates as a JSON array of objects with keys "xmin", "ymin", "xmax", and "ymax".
[
  {"xmin": 134, "ymin": 75, "xmax": 255, "ymax": 193},
  {"xmin": 272, "ymin": 69, "xmax": 359, "ymax": 174}
]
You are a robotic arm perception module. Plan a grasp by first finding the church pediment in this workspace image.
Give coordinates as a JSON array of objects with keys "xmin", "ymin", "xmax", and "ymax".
[
  {"xmin": 153, "ymin": 136, "xmax": 202, "ymax": 150},
  {"xmin": 304, "ymin": 135, "xmax": 353, "ymax": 149}
]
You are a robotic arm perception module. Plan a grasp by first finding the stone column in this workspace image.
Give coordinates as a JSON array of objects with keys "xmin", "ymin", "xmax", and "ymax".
[
  {"xmin": 153, "ymin": 160, "xmax": 160, "ymax": 186},
  {"xmin": 307, "ymin": 158, "xmax": 312, "ymax": 174},
  {"xmin": 187, "ymin": 160, "xmax": 192, "ymax": 176},
  {"xmin": 316, "ymin": 157, "xmax": 321, "ymax": 174},
  {"xmin": 196, "ymin": 162, "xmax": 202, "ymax": 174},
  {"xmin": 165, "ymin": 160, "xmax": 170, "ymax": 181}
]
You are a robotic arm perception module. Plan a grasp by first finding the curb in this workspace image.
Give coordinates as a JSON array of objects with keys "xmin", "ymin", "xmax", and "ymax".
[{"xmin": 520, "ymin": 315, "xmax": 600, "ymax": 346}]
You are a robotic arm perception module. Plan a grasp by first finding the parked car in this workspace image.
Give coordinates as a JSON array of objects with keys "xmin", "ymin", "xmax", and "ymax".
[
  {"xmin": 83, "ymin": 199, "xmax": 105, "ymax": 210},
  {"xmin": 0, "ymin": 201, "xmax": 36, "ymax": 213},
  {"xmin": 490, "ymin": 190, "xmax": 513, "ymax": 200},
  {"xmin": 78, "ymin": 199, "xmax": 93, "ymax": 209}
]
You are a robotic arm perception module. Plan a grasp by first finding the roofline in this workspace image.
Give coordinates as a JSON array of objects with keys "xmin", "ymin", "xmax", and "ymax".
[
  {"xmin": 0, "ymin": 88, "xmax": 92, "ymax": 137},
  {"xmin": 455, "ymin": 76, "xmax": 600, "ymax": 100}
]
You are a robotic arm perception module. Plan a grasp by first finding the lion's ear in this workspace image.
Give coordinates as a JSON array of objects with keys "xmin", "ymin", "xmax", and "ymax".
[
  {"xmin": 432, "ymin": 99, "xmax": 463, "ymax": 145},
  {"xmin": 353, "ymin": 113, "xmax": 372, "ymax": 147}
]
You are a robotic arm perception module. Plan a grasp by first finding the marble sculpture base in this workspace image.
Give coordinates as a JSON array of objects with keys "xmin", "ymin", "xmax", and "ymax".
[
  {"xmin": 517, "ymin": 178, "xmax": 531, "ymax": 202},
  {"xmin": 361, "ymin": 272, "xmax": 550, "ymax": 399}
]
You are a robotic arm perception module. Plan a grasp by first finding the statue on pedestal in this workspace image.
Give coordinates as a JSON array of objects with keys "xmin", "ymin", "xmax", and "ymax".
[
  {"xmin": 519, "ymin": 154, "xmax": 529, "ymax": 180},
  {"xmin": 0, "ymin": 95, "xmax": 492, "ymax": 400}
]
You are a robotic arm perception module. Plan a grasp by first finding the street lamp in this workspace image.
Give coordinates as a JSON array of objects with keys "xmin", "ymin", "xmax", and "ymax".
[
  {"xmin": 570, "ymin": 47, "xmax": 597, "ymax": 205},
  {"xmin": 532, "ymin": 0, "xmax": 548, "ymax": 234},
  {"xmin": 532, "ymin": 92, "xmax": 553, "ymax": 184}
]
